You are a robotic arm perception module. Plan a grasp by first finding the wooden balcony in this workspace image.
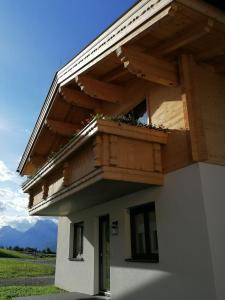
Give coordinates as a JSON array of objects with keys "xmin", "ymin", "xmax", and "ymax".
[{"xmin": 23, "ymin": 119, "xmax": 167, "ymax": 216}]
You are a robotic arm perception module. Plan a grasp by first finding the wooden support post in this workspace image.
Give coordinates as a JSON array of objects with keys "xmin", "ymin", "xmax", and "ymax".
[{"xmin": 179, "ymin": 54, "xmax": 208, "ymax": 161}]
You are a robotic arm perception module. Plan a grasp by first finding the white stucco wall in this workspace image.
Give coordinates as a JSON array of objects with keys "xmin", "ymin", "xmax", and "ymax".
[
  {"xmin": 199, "ymin": 163, "xmax": 225, "ymax": 300},
  {"xmin": 55, "ymin": 163, "xmax": 222, "ymax": 300}
]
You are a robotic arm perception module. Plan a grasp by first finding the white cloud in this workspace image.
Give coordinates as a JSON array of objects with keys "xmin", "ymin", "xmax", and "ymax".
[
  {"xmin": 0, "ymin": 160, "xmax": 57, "ymax": 232},
  {"xmin": 0, "ymin": 184, "xmax": 57, "ymax": 232},
  {"xmin": 0, "ymin": 187, "xmax": 28, "ymax": 212},
  {"xmin": 0, "ymin": 161, "xmax": 16, "ymax": 182}
]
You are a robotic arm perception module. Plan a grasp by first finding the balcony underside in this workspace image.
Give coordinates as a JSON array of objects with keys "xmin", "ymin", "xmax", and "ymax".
[{"xmin": 29, "ymin": 178, "xmax": 152, "ymax": 216}]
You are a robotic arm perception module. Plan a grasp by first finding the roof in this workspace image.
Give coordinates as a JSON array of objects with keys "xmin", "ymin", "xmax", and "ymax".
[{"xmin": 17, "ymin": 0, "xmax": 225, "ymax": 174}]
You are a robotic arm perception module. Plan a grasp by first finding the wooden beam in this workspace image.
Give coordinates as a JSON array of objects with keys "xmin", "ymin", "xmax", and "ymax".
[
  {"xmin": 179, "ymin": 54, "xmax": 208, "ymax": 161},
  {"xmin": 196, "ymin": 42, "xmax": 225, "ymax": 61},
  {"xmin": 59, "ymin": 86, "xmax": 100, "ymax": 111},
  {"xmin": 45, "ymin": 119, "xmax": 81, "ymax": 137},
  {"xmin": 151, "ymin": 19, "xmax": 214, "ymax": 56},
  {"xmin": 116, "ymin": 46, "xmax": 178, "ymax": 87},
  {"xmin": 75, "ymin": 74, "xmax": 126, "ymax": 103}
]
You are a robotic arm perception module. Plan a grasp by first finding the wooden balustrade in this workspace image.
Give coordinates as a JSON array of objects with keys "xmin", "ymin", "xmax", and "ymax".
[{"xmin": 22, "ymin": 119, "xmax": 167, "ymax": 216}]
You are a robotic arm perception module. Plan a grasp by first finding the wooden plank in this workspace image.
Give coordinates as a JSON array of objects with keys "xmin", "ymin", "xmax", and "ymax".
[
  {"xmin": 116, "ymin": 46, "xmax": 178, "ymax": 87},
  {"xmin": 97, "ymin": 120, "xmax": 168, "ymax": 144},
  {"xmin": 196, "ymin": 42, "xmax": 225, "ymax": 61},
  {"xmin": 101, "ymin": 66, "xmax": 128, "ymax": 82},
  {"xmin": 93, "ymin": 135, "xmax": 102, "ymax": 167},
  {"xmin": 179, "ymin": 54, "xmax": 208, "ymax": 161},
  {"xmin": 103, "ymin": 166, "xmax": 163, "ymax": 185},
  {"xmin": 28, "ymin": 155, "xmax": 46, "ymax": 167},
  {"xmin": 45, "ymin": 119, "xmax": 81, "ymax": 137},
  {"xmin": 62, "ymin": 162, "xmax": 70, "ymax": 187},
  {"xmin": 109, "ymin": 135, "xmax": 118, "ymax": 166},
  {"xmin": 151, "ymin": 19, "xmax": 213, "ymax": 56},
  {"xmin": 153, "ymin": 143, "xmax": 162, "ymax": 172},
  {"xmin": 59, "ymin": 86, "xmax": 100, "ymax": 111},
  {"xmin": 75, "ymin": 74, "xmax": 126, "ymax": 103}
]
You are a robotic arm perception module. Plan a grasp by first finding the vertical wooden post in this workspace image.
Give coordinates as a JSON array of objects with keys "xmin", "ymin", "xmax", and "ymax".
[
  {"xmin": 63, "ymin": 162, "xmax": 70, "ymax": 187},
  {"xmin": 153, "ymin": 143, "xmax": 162, "ymax": 172},
  {"xmin": 42, "ymin": 181, "xmax": 49, "ymax": 200},
  {"xmin": 109, "ymin": 135, "xmax": 118, "ymax": 166},
  {"xmin": 28, "ymin": 193, "xmax": 34, "ymax": 209},
  {"xmin": 93, "ymin": 135, "xmax": 102, "ymax": 167},
  {"xmin": 179, "ymin": 54, "xmax": 208, "ymax": 161}
]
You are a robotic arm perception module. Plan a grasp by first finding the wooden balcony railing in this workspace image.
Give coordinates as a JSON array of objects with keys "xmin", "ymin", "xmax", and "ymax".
[{"xmin": 23, "ymin": 119, "xmax": 167, "ymax": 216}]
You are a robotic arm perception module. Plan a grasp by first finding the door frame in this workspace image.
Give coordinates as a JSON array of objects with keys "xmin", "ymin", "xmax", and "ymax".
[{"xmin": 99, "ymin": 214, "xmax": 110, "ymax": 294}]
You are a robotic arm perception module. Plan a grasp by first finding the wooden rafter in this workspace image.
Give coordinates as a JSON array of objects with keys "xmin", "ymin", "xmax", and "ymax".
[
  {"xmin": 116, "ymin": 46, "xmax": 178, "ymax": 87},
  {"xmin": 75, "ymin": 74, "xmax": 126, "ymax": 103},
  {"xmin": 151, "ymin": 19, "xmax": 214, "ymax": 56},
  {"xmin": 196, "ymin": 42, "xmax": 225, "ymax": 62},
  {"xmin": 101, "ymin": 66, "xmax": 128, "ymax": 82},
  {"xmin": 28, "ymin": 155, "xmax": 46, "ymax": 166},
  {"xmin": 45, "ymin": 119, "xmax": 81, "ymax": 137},
  {"xmin": 59, "ymin": 86, "xmax": 100, "ymax": 111}
]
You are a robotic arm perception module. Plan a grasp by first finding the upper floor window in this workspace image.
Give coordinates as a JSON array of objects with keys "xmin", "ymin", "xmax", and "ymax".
[
  {"xmin": 126, "ymin": 100, "xmax": 148, "ymax": 124},
  {"xmin": 130, "ymin": 202, "xmax": 159, "ymax": 262}
]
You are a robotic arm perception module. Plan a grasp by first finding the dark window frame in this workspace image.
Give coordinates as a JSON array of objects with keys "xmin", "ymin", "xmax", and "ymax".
[
  {"xmin": 130, "ymin": 202, "xmax": 159, "ymax": 262},
  {"xmin": 126, "ymin": 99, "xmax": 149, "ymax": 124},
  {"xmin": 72, "ymin": 222, "xmax": 84, "ymax": 259}
]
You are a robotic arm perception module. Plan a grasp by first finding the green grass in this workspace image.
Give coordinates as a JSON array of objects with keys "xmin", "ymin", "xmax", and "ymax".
[
  {"xmin": 0, "ymin": 260, "xmax": 55, "ymax": 279},
  {"xmin": 0, "ymin": 249, "xmax": 33, "ymax": 259},
  {"xmin": 0, "ymin": 285, "xmax": 63, "ymax": 300}
]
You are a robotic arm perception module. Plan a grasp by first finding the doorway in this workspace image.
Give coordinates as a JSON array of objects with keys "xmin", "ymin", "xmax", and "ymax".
[{"xmin": 99, "ymin": 215, "xmax": 110, "ymax": 294}]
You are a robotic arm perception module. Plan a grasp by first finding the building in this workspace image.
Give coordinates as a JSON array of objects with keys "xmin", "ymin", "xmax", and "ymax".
[{"xmin": 17, "ymin": 1, "xmax": 225, "ymax": 299}]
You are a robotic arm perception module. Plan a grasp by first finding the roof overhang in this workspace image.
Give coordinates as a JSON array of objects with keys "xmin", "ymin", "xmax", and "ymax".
[{"xmin": 17, "ymin": 0, "xmax": 225, "ymax": 175}]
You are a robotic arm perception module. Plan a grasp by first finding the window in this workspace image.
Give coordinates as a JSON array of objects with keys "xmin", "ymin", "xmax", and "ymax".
[
  {"xmin": 72, "ymin": 222, "xmax": 84, "ymax": 259},
  {"xmin": 130, "ymin": 202, "xmax": 159, "ymax": 262},
  {"xmin": 126, "ymin": 100, "xmax": 148, "ymax": 124}
]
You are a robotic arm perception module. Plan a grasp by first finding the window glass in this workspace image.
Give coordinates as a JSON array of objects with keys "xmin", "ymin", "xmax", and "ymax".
[
  {"xmin": 130, "ymin": 203, "xmax": 158, "ymax": 261},
  {"xmin": 134, "ymin": 213, "xmax": 146, "ymax": 255},
  {"xmin": 73, "ymin": 222, "xmax": 83, "ymax": 258},
  {"xmin": 148, "ymin": 211, "xmax": 158, "ymax": 254},
  {"xmin": 126, "ymin": 100, "xmax": 148, "ymax": 124}
]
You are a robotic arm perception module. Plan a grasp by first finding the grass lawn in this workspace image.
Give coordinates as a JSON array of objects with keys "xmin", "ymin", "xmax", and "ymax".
[
  {"xmin": 0, "ymin": 285, "xmax": 62, "ymax": 300},
  {"xmin": 0, "ymin": 249, "xmax": 33, "ymax": 259},
  {"xmin": 0, "ymin": 260, "xmax": 55, "ymax": 279}
]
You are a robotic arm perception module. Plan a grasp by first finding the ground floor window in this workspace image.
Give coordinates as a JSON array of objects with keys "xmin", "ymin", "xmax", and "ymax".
[
  {"xmin": 130, "ymin": 202, "xmax": 159, "ymax": 262},
  {"xmin": 72, "ymin": 222, "xmax": 84, "ymax": 259}
]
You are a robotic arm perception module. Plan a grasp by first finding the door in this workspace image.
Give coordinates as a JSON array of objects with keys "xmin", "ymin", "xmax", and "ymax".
[{"xmin": 99, "ymin": 215, "xmax": 110, "ymax": 293}]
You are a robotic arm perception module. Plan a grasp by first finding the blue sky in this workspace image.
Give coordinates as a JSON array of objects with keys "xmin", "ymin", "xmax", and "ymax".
[{"xmin": 0, "ymin": 0, "xmax": 138, "ymax": 230}]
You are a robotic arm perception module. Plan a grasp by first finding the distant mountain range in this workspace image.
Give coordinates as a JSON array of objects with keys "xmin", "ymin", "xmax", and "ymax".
[{"xmin": 0, "ymin": 220, "xmax": 57, "ymax": 251}]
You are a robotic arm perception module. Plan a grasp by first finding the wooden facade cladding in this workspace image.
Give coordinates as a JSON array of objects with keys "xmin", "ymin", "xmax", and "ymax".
[{"xmin": 23, "ymin": 119, "xmax": 167, "ymax": 215}]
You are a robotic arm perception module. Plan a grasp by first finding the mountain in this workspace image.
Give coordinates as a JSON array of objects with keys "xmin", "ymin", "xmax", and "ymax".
[
  {"xmin": 0, "ymin": 220, "xmax": 57, "ymax": 251},
  {"xmin": 0, "ymin": 226, "xmax": 23, "ymax": 248}
]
